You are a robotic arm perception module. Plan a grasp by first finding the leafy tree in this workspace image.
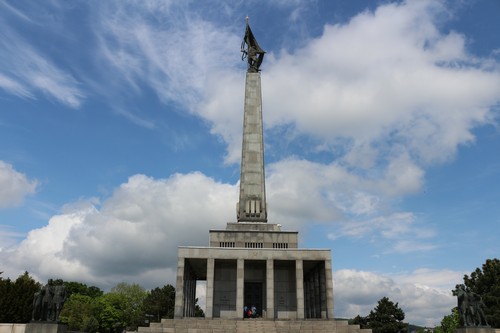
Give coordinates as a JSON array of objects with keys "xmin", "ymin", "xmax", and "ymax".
[
  {"xmin": 94, "ymin": 295, "xmax": 122, "ymax": 333},
  {"xmin": 434, "ymin": 308, "xmax": 460, "ymax": 333},
  {"xmin": 59, "ymin": 294, "xmax": 96, "ymax": 331},
  {"xmin": 107, "ymin": 282, "xmax": 148, "ymax": 330},
  {"xmin": 0, "ymin": 272, "xmax": 41, "ymax": 323},
  {"xmin": 350, "ymin": 314, "xmax": 368, "ymax": 327},
  {"xmin": 194, "ymin": 299, "xmax": 205, "ymax": 317},
  {"xmin": 365, "ymin": 297, "xmax": 407, "ymax": 333},
  {"xmin": 0, "ymin": 273, "xmax": 13, "ymax": 322},
  {"xmin": 144, "ymin": 284, "xmax": 176, "ymax": 321},
  {"xmin": 460, "ymin": 258, "xmax": 500, "ymax": 327},
  {"xmin": 64, "ymin": 281, "xmax": 103, "ymax": 299}
]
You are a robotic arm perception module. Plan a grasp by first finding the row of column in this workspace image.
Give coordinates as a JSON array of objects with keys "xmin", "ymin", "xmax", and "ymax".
[
  {"xmin": 175, "ymin": 258, "xmax": 331, "ymax": 319},
  {"xmin": 182, "ymin": 263, "xmax": 197, "ymax": 317},
  {"xmin": 304, "ymin": 263, "xmax": 327, "ymax": 318},
  {"xmin": 205, "ymin": 258, "xmax": 305, "ymax": 319}
]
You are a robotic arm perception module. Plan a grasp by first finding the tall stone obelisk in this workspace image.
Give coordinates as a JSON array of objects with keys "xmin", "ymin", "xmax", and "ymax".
[{"xmin": 237, "ymin": 18, "xmax": 267, "ymax": 222}]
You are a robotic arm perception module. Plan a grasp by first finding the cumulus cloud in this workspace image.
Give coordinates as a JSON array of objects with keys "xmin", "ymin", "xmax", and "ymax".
[
  {"xmin": 0, "ymin": 161, "xmax": 38, "ymax": 208},
  {"xmin": 1, "ymin": 173, "xmax": 236, "ymax": 289},
  {"xmin": 262, "ymin": 0, "xmax": 500, "ymax": 174},
  {"xmin": 265, "ymin": 158, "xmax": 436, "ymax": 248},
  {"xmin": 334, "ymin": 269, "xmax": 456, "ymax": 327}
]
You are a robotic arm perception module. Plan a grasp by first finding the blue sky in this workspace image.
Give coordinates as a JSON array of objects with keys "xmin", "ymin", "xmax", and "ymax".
[{"xmin": 1, "ymin": 0, "xmax": 500, "ymax": 326}]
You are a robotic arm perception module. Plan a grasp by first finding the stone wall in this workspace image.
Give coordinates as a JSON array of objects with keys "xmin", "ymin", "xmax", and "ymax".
[{"xmin": 0, "ymin": 324, "xmax": 26, "ymax": 333}]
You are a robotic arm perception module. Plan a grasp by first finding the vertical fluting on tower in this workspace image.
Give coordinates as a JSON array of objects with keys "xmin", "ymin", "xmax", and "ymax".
[{"xmin": 237, "ymin": 72, "xmax": 267, "ymax": 222}]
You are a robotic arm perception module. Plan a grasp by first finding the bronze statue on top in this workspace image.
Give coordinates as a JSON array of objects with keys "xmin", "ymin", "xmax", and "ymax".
[{"xmin": 241, "ymin": 17, "xmax": 265, "ymax": 72}]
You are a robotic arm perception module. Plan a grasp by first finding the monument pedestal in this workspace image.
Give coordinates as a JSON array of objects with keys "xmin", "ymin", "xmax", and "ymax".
[
  {"xmin": 455, "ymin": 327, "xmax": 495, "ymax": 333},
  {"xmin": 25, "ymin": 323, "xmax": 67, "ymax": 333}
]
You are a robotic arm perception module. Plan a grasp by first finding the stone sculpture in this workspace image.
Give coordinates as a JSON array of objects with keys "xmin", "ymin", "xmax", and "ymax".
[
  {"xmin": 32, "ymin": 279, "xmax": 67, "ymax": 322},
  {"xmin": 453, "ymin": 285, "xmax": 489, "ymax": 327}
]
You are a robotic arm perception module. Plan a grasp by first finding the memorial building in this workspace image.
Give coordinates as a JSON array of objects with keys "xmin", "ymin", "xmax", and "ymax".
[{"xmin": 173, "ymin": 19, "xmax": 334, "ymax": 321}]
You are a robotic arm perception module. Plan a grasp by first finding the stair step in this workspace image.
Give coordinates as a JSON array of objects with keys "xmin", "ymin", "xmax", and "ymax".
[{"xmin": 139, "ymin": 319, "xmax": 370, "ymax": 333}]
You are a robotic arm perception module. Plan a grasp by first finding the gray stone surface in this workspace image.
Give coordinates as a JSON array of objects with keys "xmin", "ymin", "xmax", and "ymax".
[
  {"xmin": 138, "ymin": 318, "xmax": 374, "ymax": 333},
  {"xmin": 456, "ymin": 328, "xmax": 496, "ymax": 333},
  {"xmin": 24, "ymin": 323, "xmax": 66, "ymax": 333},
  {"xmin": 210, "ymin": 222, "xmax": 298, "ymax": 249},
  {"xmin": 174, "ymin": 245, "xmax": 334, "ymax": 319},
  {"xmin": 0, "ymin": 324, "xmax": 26, "ymax": 333},
  {"xmin": 237, "ymin": 73, "xmax": 267, "ymax": 222}
]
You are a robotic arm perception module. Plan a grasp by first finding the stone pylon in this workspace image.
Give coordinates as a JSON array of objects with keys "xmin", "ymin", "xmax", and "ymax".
[{"xmin": 237, "ymin": 71, "xmax": 267, "ymax": 222}]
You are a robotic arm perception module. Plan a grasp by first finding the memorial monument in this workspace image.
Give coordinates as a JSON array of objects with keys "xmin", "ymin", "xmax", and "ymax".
[
  {"xmin": 141, "ymin": 18, "xmax": 371, "ymax": 333},
  {"xmin": 173, "ymin": 17, "xmax": 333, "ymax": 321}
]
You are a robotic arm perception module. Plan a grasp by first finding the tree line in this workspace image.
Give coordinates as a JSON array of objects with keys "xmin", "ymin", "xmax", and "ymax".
[{"xmin": 0, "ymin": 273, "xmax": 203, "ymax": 332}]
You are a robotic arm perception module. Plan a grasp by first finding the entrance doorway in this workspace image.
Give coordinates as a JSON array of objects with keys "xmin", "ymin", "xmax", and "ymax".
[{"xmin": 244, "ymin": 282, "xmax": 262, "ymax": 317}]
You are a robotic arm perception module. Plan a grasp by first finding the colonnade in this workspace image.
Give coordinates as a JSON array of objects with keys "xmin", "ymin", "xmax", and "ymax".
[{"xmin": 174, "ymin": 252, "xmax": 333, "ymax": 320}]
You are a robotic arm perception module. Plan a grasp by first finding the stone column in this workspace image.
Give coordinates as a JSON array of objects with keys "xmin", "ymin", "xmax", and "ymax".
[
  {"xmin": 237, "ymin": 259, "xmax": 245, "ymax": 318},
  {"xmin": 206, "ymin": 258, "xmax": 215, "ymax": 318},
  {"xmin": 314, "ymin": 268, "xmax": 321, "ymax": 318},
  {"xmin": 189, "ymin": 277, "xmax": 196, "ymax": 317},
  {"xmin": 325, "ymin": 259, "xmax": 334, "ymax": 318},
  {"xmin": 174, "ymin": 257, "xmax": 185, "ymax": 318},
  {"xmin": 183, "ymin": 266, "xmax": 193, "ymax": 317},
  {"xmin": 266, "ymin": 259, "xmax": 274, "ymax": 319},
  {"xmin": 307, "ymin": 273, "xmax": 314, "ymax": 318},
  {"xmin": 320, "ymin": 264, "xmax": 327, "ymax": 319},
  {"xmin": 296, "ymin": 259, "xmax": 305, "ymax": 319}
]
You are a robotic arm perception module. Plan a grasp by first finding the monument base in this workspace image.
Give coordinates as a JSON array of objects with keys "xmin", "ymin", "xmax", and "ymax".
[
  {"xmin": 25, "ymin": 323, "xmax": 67, "ymax": 333},
  {"xmin": 455, "ymin": 327, "xmax": 496, "ymax": 333}
]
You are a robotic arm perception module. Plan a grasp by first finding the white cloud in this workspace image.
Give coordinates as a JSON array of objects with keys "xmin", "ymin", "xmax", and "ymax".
[
  {"xmin": 334, "ymin": 269, "xmax": 456, "ymax": 327},
  {"xmin": 261, "ymin": 0, "xmax": 499, "ymax": 170},
  {"xmin": 0, "ymin": 161, "xmax": 38, "ymax": 208},
  {"xmin": 89, "ymin": 1, "xmax": 500, "ymax": 174},
  {"xmin": 0, "ymin": 24, "xmax": 85, "ymax": 108},
  {"xmin": 266, "ymin": 158, "xmax": 436, "ymax": 248},
  {"xmin": 0, "ymin": 73, "xmax": 34, "ymax": 99},
  {"xmin": 94, "ymin": 3, "xmax": 241, "ymax": 109},
  {"xmin": 1, "ymin": 172, "xmax": 236, "ymax": 289}
]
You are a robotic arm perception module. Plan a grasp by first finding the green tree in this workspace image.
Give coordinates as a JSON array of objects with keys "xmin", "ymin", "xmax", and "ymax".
[
  {"xmin": 94, "ymin": 295, "xmax": 122, "ymax": 333},
  {"xmin": 350, "ymin": 314, "xmax": 368, "ymax": 327},
  {"xmin": 0, "ymin": 272, "xmax": 41, "ymax": 323},
  {"xmin": 64, "ymin": 281, "xmax": 103, "ymax": 299},
  {"xmin": 144, "ymin": 284, "xmax": 176, "ymax": 321},
  {"xmin": 366, "ymin": 297, "xmax": 407, "ymax": 333},
  {"xmin": 107, "ymin": 282, "xmax": 148, "ymax": 330},
  {"xmin": 59, "ymin": 294, "xmax": 96, "ymax": 331},
  {"xmin": 0, "ymin": 273, "xmax": 13, "ymax": 322},
  {"xmin": 434, "ymin": 308, "xmax": 460, "ymax": 333},
  {"xmin": 194, "ymin": 299, "xmax": 205, "ymax": 318},
  {"xmin": 461, "ymin": 258, "xmax": 500, "ymax": 327}
]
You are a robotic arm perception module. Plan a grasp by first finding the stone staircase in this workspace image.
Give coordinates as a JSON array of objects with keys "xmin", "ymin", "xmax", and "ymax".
[{"xmin": 138, "ymin": 318, "xmax": 372, "ymax": 333}]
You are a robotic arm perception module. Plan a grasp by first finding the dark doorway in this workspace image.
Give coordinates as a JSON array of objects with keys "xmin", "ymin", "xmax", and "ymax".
[{"xmin": 244, "ymin": 282, "xmax": 262, "ymax": 317}]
